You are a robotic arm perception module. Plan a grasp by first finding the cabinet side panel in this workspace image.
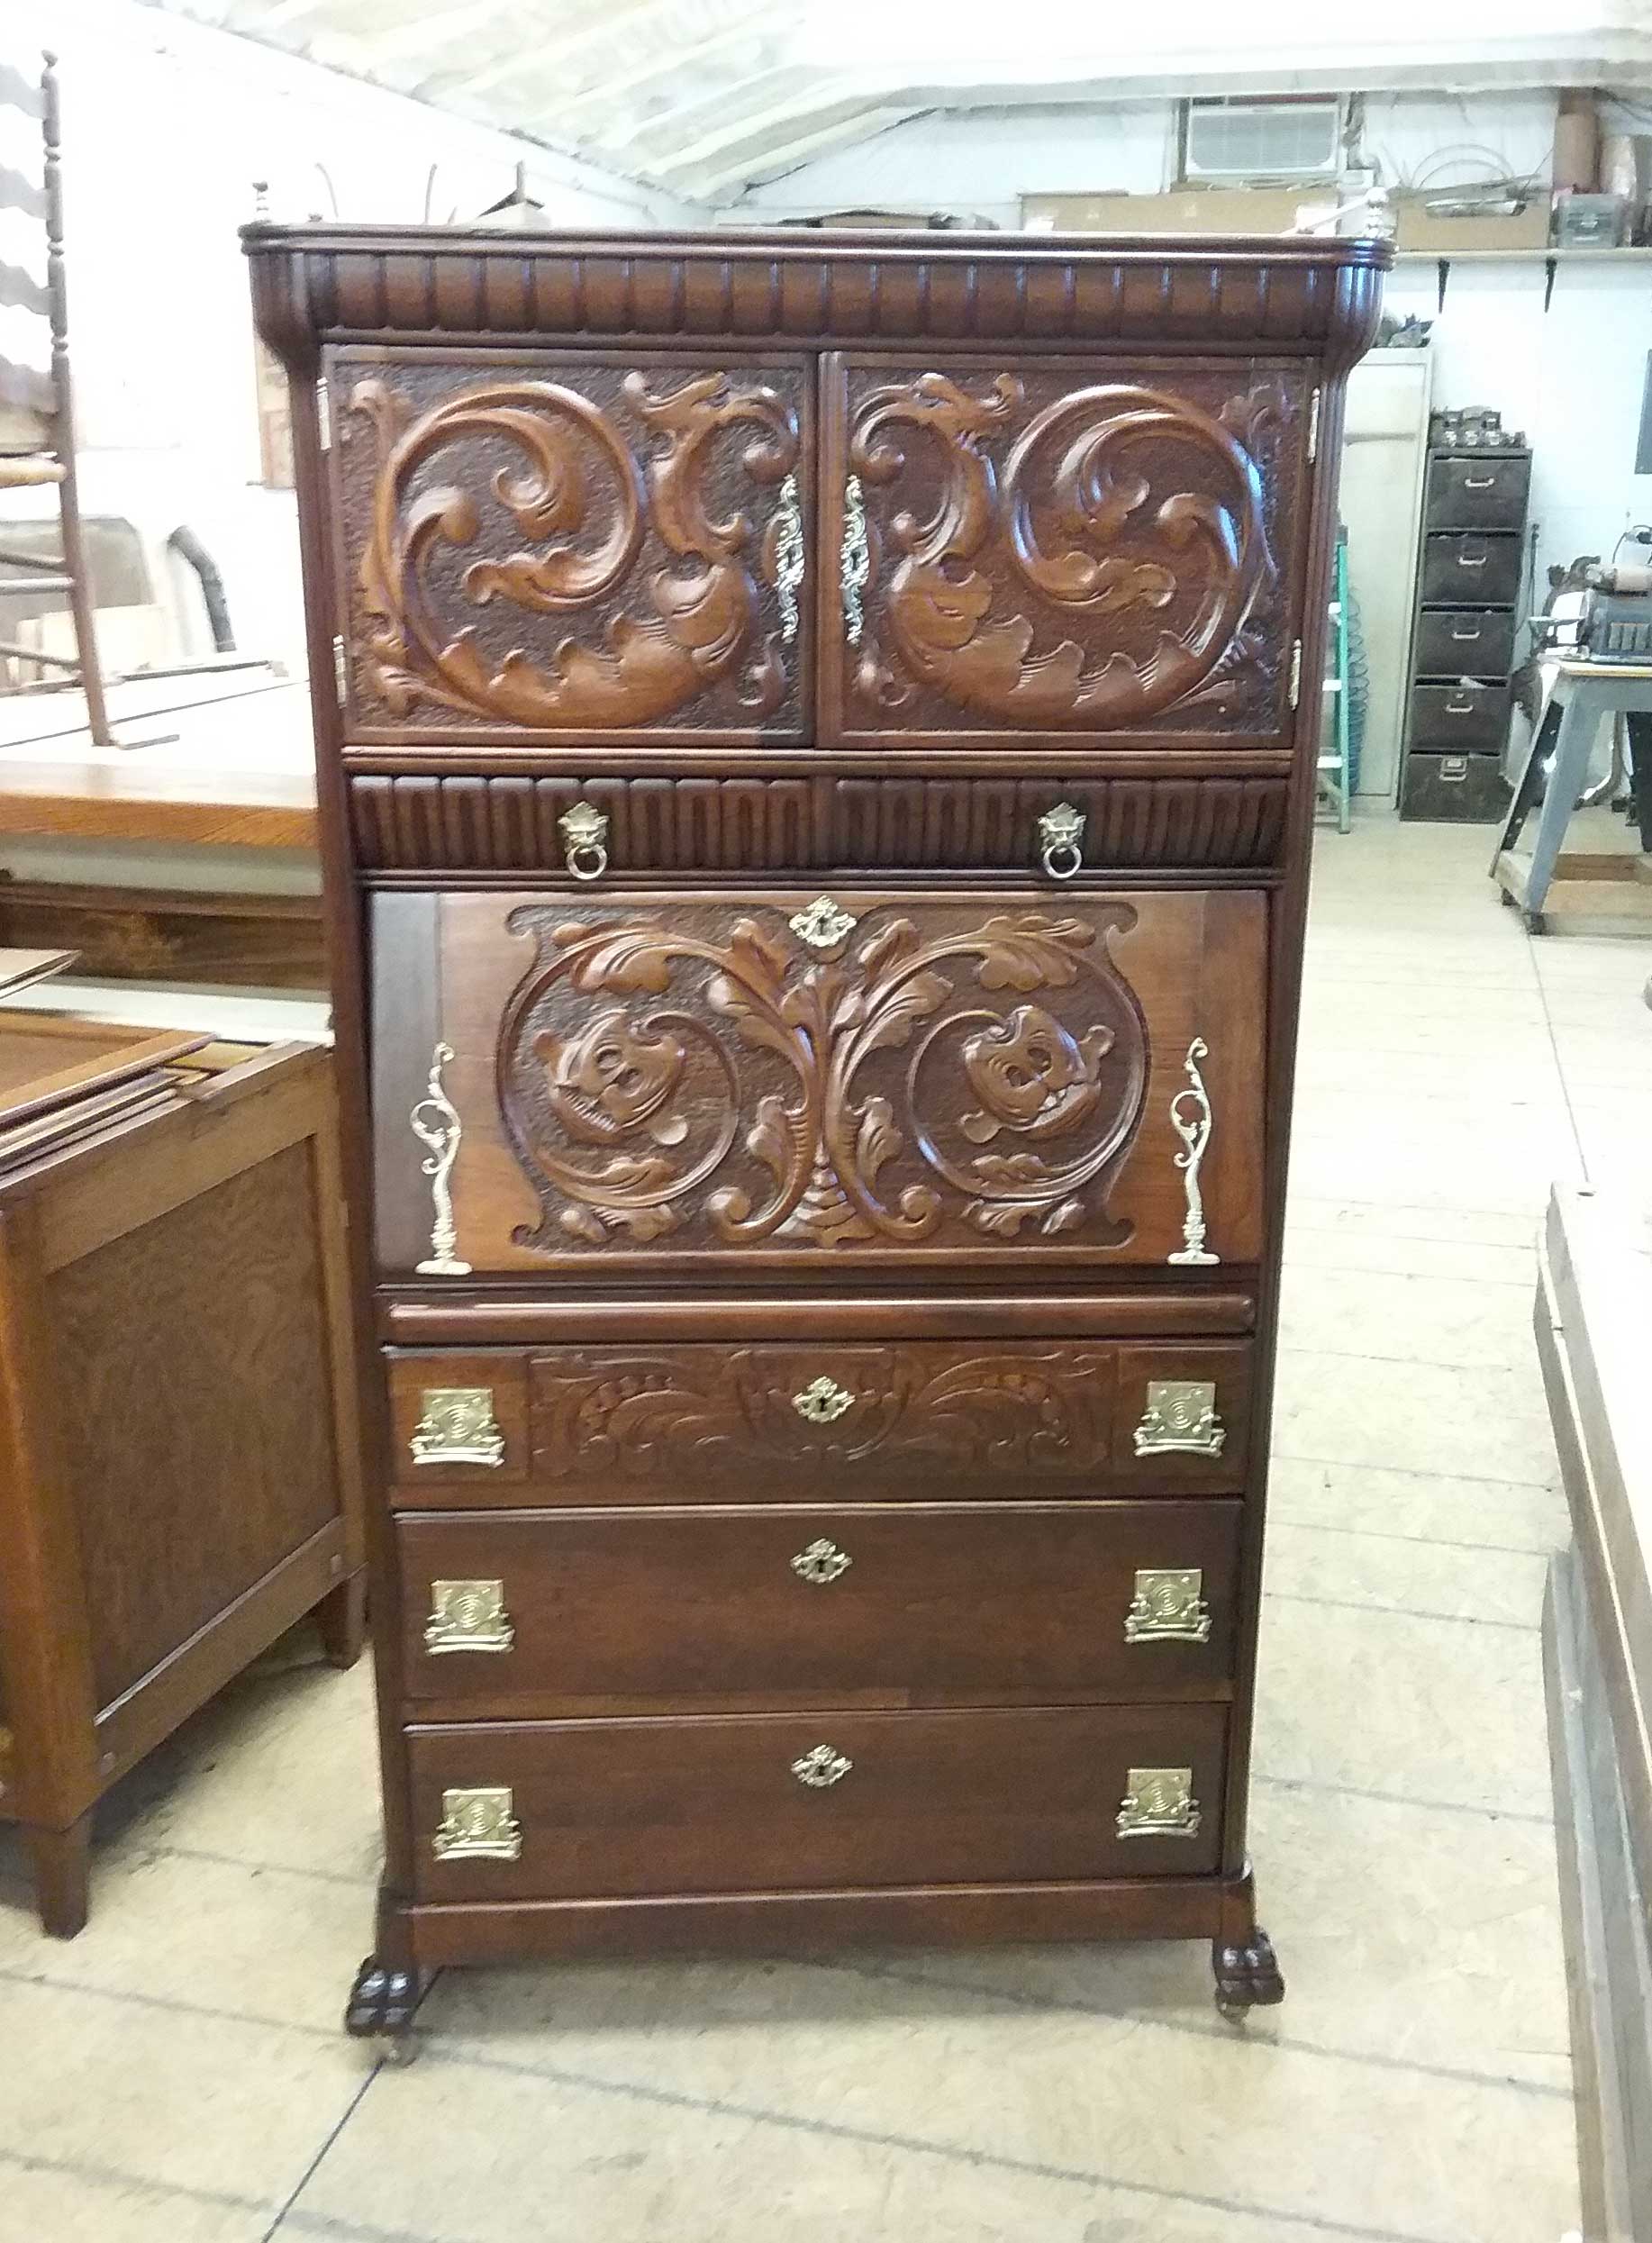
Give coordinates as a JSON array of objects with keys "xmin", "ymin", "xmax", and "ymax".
[{"xmin": 48, "ymin": 1144, "xmax": 340, "ymax": 1708}]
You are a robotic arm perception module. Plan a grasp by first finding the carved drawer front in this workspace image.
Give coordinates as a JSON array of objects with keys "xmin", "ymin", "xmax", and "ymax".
[
  {"xmin": 327, "ymin": 349, "xmax": 812, "ymax": 744},
  {"xmin": 387, "ymin": 1339, "xmax": 1250, "ymax": 1500},
  {"xmin": 346, "ymin": 770, "xmax": 1292, "ymax": 876},
  {"xmin": 409, "ymin": 1702, "xmax": 1228, "ymax": 1901},
  {"xmin": 371, "ymin": 885, "xmax": 1266, "ymax": 1280},
  {"xmin": 820, "ymin": 353, "xmax": 1311, "ymax": 747},
  {"xmin": 397, "ymin": 1500, "xmax": 1240, "ymax": 1712}
]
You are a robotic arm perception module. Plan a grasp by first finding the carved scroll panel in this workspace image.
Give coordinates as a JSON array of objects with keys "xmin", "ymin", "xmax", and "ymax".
[
  {"xmin": 822, "ymin": 355, "xmax": 1308, "ymax": 743},
  {"xmin": 330, "ymin": 350, "xmax": 811, "ymax": 740},
  {"xmin": 373, "ymin": 889, "xmax": 1266, "ymax": 1277}
]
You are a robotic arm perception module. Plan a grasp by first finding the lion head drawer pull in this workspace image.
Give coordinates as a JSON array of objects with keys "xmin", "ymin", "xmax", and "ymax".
[
  {"xmin": 424, "ymin": 1579, "xmax": 514, "ymax": 1655},
  {"xmin": 558, "ymin": 800, "xmax": 610, "ymax": 883},
  {"xmin": 1124, "ymin": 1568, "xmax": 1212, "ymax": 1646},
  {"xmin": 410, "ymin": 1040, "xmax": 471, "ymax": 1277},
  {"xmin": 792, "ymin": 1375, "xmax": 857, "ymax": 1426},
  {"xmin": 1166, "ymin": 1036, "xmax": 1220, "ymax": 1267},
  {"xmin": 431, "ymin": 1786, "xmax": 522, "ymax": 1862},
  {"xmin": 1037, "ymin": 802, "xmax": 1085, "ymax": 882},
  {"xmin": 1116, "ymin": 1767, "xmax": 1201, "ymax": 1839},
  {"xmin": 410, "ymin": 1387, "xmax": 505, "ymax": 1469},
  {"xmin": 792, "ymin": 1744, "xmax": 853, "ymax": 1789},
  {"xmin": 790, "ymin": 1537, "xmax": 853, "ymax": 1586},
  {"xmin": 773, "ymin": 471, "xmax": 806, "ymax": 646},
  {"xmin": 1132, "ymin": 1380, "xmax": 1225, "ymax": 1460}
]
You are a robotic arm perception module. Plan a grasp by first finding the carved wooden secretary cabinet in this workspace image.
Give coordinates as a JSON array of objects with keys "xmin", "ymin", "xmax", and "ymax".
[{"xmin": 246, "ymin": 221, "xmax": 1385, "ymax": 2047}]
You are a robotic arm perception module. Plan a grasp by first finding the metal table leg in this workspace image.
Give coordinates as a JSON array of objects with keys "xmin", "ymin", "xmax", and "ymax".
[{"xmin": 1520, "ymin": 680, "xmax": 1610, "ymax": 925}]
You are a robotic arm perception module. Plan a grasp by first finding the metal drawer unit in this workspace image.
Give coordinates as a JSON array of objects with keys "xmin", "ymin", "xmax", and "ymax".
[{"xmin": 1400, "ymin": 440, "xmax": 1530, "ymax": 823}]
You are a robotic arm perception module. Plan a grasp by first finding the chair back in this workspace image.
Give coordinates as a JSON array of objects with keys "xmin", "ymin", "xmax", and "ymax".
[{"xmin": 0, "ymin": 56, "xmax": 60, "ymax": 457}]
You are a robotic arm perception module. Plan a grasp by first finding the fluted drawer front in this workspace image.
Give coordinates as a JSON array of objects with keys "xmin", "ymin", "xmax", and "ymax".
[
  {"xmin": 409, "ymin": 1703, "xmax": 1228, "ymax": 1902},
  {"xmin": 397, "ymin": 1500, "xmax": 1242, "ymax": 1712},
  {"xmin": 371, "ymin": 885, "xmax": 1266, "ymax": 1279},
  {"xmin": 386, "ymin": 1339, "xmax": 1252, "ymax": 1500}
]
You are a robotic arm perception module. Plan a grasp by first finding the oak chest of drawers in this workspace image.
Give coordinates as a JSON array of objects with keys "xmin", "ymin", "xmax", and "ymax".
[{"xmin": 246, "ymin": 220, "xmax": 1386, "ymax": 2048}]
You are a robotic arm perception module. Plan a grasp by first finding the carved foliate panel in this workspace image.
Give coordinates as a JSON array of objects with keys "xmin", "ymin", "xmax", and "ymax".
[
  {"xmin": 528, "ymin": 1342, "xmax": 1113, "ymax": 1488},
  {"xmin": 822, "ymin": 355, "xmax": 1308, "ymax": 744},
  {"xmin": 374, "ymin": 887, "xmax": 1266, "ymax": 1275},
  {"xmin": 329, "ymin": 350, "xmax": 811, "ymax": 740}
]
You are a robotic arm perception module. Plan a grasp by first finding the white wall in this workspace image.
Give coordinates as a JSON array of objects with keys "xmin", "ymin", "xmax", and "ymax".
[{"xmin": 3, "ymin": 0, "xmax": 699, "ymax": 678}]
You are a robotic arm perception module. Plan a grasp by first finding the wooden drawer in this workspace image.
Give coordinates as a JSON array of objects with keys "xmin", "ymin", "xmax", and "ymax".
[
  {"xmin": 372, "ymin": 885, "xmax": 1266, "ymax": 1279},
  {"xmin": 396, "ymin": 1499, "xmax": 1242, "ymax": 1712},
  {"xmin": 408, "ymin": 1703, "xmax": 1229, "ymax": 1901},
  {"xmin": 386, "ymin": 1339, "xmax": 1253, "ymax": 1500}
]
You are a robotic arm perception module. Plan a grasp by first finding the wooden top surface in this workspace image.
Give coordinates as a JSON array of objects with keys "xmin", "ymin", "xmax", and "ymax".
[{"xmin": 0, "ymin": 676, "xmax": 318, "ymax": 849}]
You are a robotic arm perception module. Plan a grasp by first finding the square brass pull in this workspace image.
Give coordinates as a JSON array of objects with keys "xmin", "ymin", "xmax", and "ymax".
[
  {"xmin": 424, "ymin": 1580, "xmax": 513, "ymax": 1655},
  {"xmin": 1124, "ymin": 1568, "xmax": 1212, "ymax": 1645},
  {"xmin": 1133, "ymin": 1381, "xmax": 1224, "ymax": 1459},
  {"xmin": 431, "ymin": 1786, "xmax": 522, "ymax": 1862},
  {"xmin": 1116, "ymin": 1767, "xmax": 1201, "ymax": 1839},
  {"xmin": 410, "ymin": 1387, "xmax": 504, "ymax": 1468}
]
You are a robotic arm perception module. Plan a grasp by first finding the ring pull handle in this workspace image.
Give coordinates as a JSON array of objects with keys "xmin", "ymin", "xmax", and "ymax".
[
  {"xmin": 1038, "ymin": 801, "xmax": 1085, "ymax": 882},
  {"xmin": 773, "ymin": 472, "xmax": 805, "ymax": 648},
  {"xmin": 558, "ymin": 801, "xmax": 610, "ymax": 883},
  {"xmin": 841, "ymin": 474, "xmax": 870, "ymax": 648}
]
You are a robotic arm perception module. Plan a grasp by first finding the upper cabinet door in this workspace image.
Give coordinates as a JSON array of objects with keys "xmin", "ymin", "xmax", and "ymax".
[
  {"xmin": 328, "ymin": 350, "xmax": 812, "ymax": 744},
  {"xmin": 819, "ymin": 354, "xmax": 1312, "ymax": 749}
]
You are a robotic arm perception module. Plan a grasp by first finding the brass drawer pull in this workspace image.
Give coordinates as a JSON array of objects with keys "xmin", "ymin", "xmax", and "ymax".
[
  {"xmin": 841, "ymin": 473, "xmax": 870, "ymax": 646},
  {"xmin": 432, "ymin": 1785, "xmax": 522, "ymax": 1862},
  {"xmin": 773, "ymin": 470, "xmax": 805, "ymax": 646},
  {"xmin": 1037, "ymin": 801, "xmax": 1085, "ymax": 881},
  {"xmin": 410, "ymin": 1387, "xmax": 504, "ymax": 1468},
  {"xmin": 792, "ymin": 1744, "xmax": 852, "ymax": 1789},
  {"xmin": 791, "ymin": 1537, "xmax": 852, "ymax": 1585},
  {"xmin": 1116, "ymin": 1767, "xmax": 1201, "ymax": 1839},
  {"xmin": 792, "ymin": 1376, "xmax": 856, "ymax": 1425},
  {"xmin": 1133, "ymin": 1380, "xmax": 1225, "ymax": 1459},
  {"xmin": 1125, "ymin": 1567, "xmax": 1212, "ymax": 1645},
  {"xmin": 424, "ymin": 1579, "xmax": 514, "ymax": 1655},
  {"xmin": 558, "ymin": 800, "xmax": 610, "ymax": 883}
]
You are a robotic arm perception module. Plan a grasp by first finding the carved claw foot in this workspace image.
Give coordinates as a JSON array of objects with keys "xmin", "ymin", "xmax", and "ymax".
[
  {"xmin": 1212, "ymin": 1926, "xmax": 1284, "ymax": 2022},
  {"xmin": 345, "ymin": 1957, "xmax": 426, "ymax": 2060}
]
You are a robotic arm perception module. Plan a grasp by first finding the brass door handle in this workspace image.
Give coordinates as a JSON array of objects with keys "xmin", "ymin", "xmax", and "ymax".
[
  {"xmin": 773, "ymin": 471, "xmax": 805, "ymax": 647},
  {"xmin": 841, "ymin": 474, "xmax": 869, "ymax": 646}
]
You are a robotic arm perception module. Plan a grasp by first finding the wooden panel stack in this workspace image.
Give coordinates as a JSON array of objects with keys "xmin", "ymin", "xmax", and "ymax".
[{"xmin": 245, "ymin": 222, "xmax": 1387, "ymax": 2048}]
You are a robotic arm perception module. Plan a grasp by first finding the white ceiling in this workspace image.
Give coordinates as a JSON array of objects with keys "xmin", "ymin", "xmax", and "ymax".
[{"xmin": 147, "ymin": 0, "xmax": 1652, "ymax": 204}]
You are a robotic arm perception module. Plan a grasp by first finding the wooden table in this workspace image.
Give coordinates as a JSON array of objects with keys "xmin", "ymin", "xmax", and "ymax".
[
  {"xmin": 0, "ymin": 676, "xmax": 324, "ymax": 985},
  {"xmin": 1491, "ymin": 659, "xmax": 1652, "ymax": 933}
]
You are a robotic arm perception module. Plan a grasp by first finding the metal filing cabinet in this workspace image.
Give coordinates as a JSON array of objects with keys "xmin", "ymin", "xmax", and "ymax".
[{"xmin": 1399, "ymin": 422, "xmax": 1530, "ymax": 822}]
